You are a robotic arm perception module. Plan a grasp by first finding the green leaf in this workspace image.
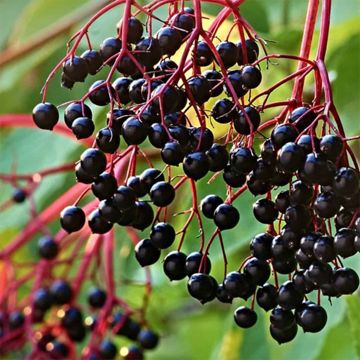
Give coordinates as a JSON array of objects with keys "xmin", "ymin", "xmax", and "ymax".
[
  {"xmin": 239, "ymin": 0, "xmax": 270, "ymax": 34},
  {"xmin": 346, "ymin": 295, "xmax": 360, "ymax": 358}
]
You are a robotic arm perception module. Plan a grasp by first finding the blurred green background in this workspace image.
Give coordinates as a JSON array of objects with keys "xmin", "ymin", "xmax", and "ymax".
[{"xmin": 0, "ymin": 0, "xmax": 360, "ymax": 359}]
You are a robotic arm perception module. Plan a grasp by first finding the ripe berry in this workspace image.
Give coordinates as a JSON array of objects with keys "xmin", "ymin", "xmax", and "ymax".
[
  {"xmin": 240, "ymin": 65, "xmax": 262, "ymax": 89},
  {"xmin": 154, "ymin": 59, "xmax": 178, "ymax": 81},
  {"xmin": 234, "ymin": 307, "xmax": 257, "ymax": 328},
  {"xmin": 61, "ymin": 72, "xmax": 74, "ymax": 89},
  {"xmin": 203, "ymin": 70, "xmax": 223, "ymax": 97},
  {"xmin": 60, "ymin": 206, "xmax": 85, "ymax": 233},
  {"xmin": 332, "ymin": 167, "xmax": 359, "ymax": 198},
  {"xmin": 319, "ymin": 134, "xmax": 343, "ymax": 161},
  {"xmin": 89, "ymin": 80, "xmax": 111, "ymax": 106},
  {"xmin": 150, "ymin": 181, "xmax": 175, "ymax": 207},
  {"xmin": 64, "ymin": 102, "xmax": 92, "ymax": 129},
  {"xmin": 163, "ymin": 251, "xmax": 187, "ymax": 280},
  {"xmin": 87, "ymin": 287, "xmax": 107, "ymax": 308},
  {"xmin": 195, "ymin": 41, "xmax": 213, "ymax": 66},
  {"xmin": 63, "ymin": 56, "xmax": 88, "ymax": 82},
  {"xmin": 333, "ymin": 267, "xmax": 359, "ymax": 294},
  {"xmin": 172, "ymin": 11, "xmax": 195, "ymax": 37},
  {"xmin": 189, "ymin": 127, "xmax": 214, "ymax": 152},
  {"xmin": 314, "ymin": 192, "xmax": 341, "ymax": 218},
  {"xmin": 140, "ymin": 168, "xmax": 165, "ymax": 192},
  {"xmin": 100, "ymin": 37, "xmax": 122, "ymax": 64},
  {"xmin": 289, "ymin": 180, "xmax": 313, "ymax": 206},
  {"xmin": 113, "ymin": 185, "xmax": 136, "ymax": 210},
  {"xmin": 223, "ymin": 271, "xmax": 254, "ymax": 299},
  {"xmin": 32, "ymin": 102, "xmax": 59, "ymax": 130},
  {"xmin": 270, "ymin": 322, "xmax": 298, "ymax": 344},
  {"xmin": 150, "ymin": 222, "xmax": 176, "ymax": 249},
  {"xmin": 295, "ymin": 302, "xmax": 327, "ymax": 333},
  {"xmin": 187, "ymin": 273, "xmax": 217, "ymax": 303},
  {"xmin": 275, "ymin": 191, "xmax": 290, "ymax": 213},
  {"xmin": 234, "ymin": 106, "xmax": 261, "ymax": 135},
  {"xmin": 297, "ymin": 134, "xmax": 320, "ymax": 154},
  {"xmin": 225, "ymin": 70, "xmax": 248, "ymax": 97},
  {"xmin": 270, "ymin": 307, "xmax": 295, "ymax": 330},
  {"xmin": 185, "ymin": 252, "xmax": 211, "ymax": 276},
  {"xmin": 244, "ymin": 257, "xmax": 271, "ymax": 285},
  {"xmin": 230, "ymin": 147, "xmax": 257, "ymax": 174},
  {"xmin": 122, "ymin": 17, "xmax": 143, "ymax": 43},
  {"xmin": 81, "ymin": 49, "xmax": 102, "ymax": 75},
  {"xmin": 108, "ymin": 108, "xmax": 134, "ymax": 135},
  {"xmin": 122, "ymin": 117, "xmax": 148, "ymax": 145},
  {"xmin": 8, "ymin": 310, "xmax": 25, "ymax": 330},
  {"xmin": 80, "ymin": 148, "xmax": 107, "ymax": 177},
  {"xmin": 50, "ymin": 280, "xmax": 73, "ymax": 305},
  {"xmin": 113, "ymin": 77, "xmax": 132, "ymax": 104},
  {"xmin": 277, "ymin": 281, "xmax": 303, "ymax": 310},
  {"xmin": 161, "ymin": 141, "xmax": 184, "ymax": 166},
  {"xmin": 271, "ymin": 124, "xmax": 298, "ymax": 149},
  {"xmin": 284, "ymin": 204, "xmax": 312, "ymax": 231},
  {"xmin": 206, "ymin": 144, "xmax": 229, "ymax": 171},
  {"xmin": 305, "ymin": 261, "xmax": 332, "ymax": 286},
  {"xmin": 250, "ymin": 233, "xmax": 273, "ymax": 260},
  {"xmin": 33, "ymin": 288, "xmax": 53, "ymax": 311},
  {"xmin": 183, "ymin": 151, "xmax": 209, "ymax": 180},
  {"xmin": 135, "ymin": 37, "xmax": 162, "ymax": 68},
  {"xmin": 293, "ymin": 270, "xmax": 316, "ymax": 293},
  {"xmin": 12, "ymin": 188, "xmax": 26, "ymax": 203},
  {"xmin": 216, "ymin": 41, "xmax": 238, "ymax": 68},
  {"xmin": 129, "ymin": 78, "xmax": 146, "ymax": 103},
  {"xmin": 188, "ymin": 76, "xmax": 211, "ymax": 105},
  {"xmin": 237, "ymin": 39, "xmax": 259, "ymax": 64},
  {"xmin": 213, "ymin": 204, "xmax": 239, "ymax": 230},
  {"xmin": 313, "ymin": 235, "xmax": 336, "ymax": 263},
  {"xmin": 137, "ymin": 329, "xmax": 159, "ymax": 349},
  {"xmin": 132, "ymin": 201, "xmax": 154, "ymax": 230},
  {"xmin": 253, "ymin": 198, "xmax": 278, "ymax": 224},
  {"xmin": 256, "ymin": 283, "xmax": 278, "ymax": 311},
  {"xmin": 148, "ymin": 123, "xmax": 169, "ymax": 148},
  {"xmin": 71, "ymin": 117, "xmax": 94, "ymax": 139},
  {"xmin": 88, "ymin": 209, "xmax": 113, "ymax": 234},
  {"xmin": 334, "ymin": 228, "xmax": 356, "ymax": 258},
  {"xmin": 99, "ymin": 339, "xmax": 117, "ymax": 359},
  {"xmin": 38, "ymin": 236, "xmax": 58, "ymax": 260},
  {"xmin": 91, "ymin": 172, "xmax": 117, "ymax": 200},
  {"xmin": 200, "ymin": 195, "xmax": 223, "ymax": 219},
  {"xmin": 301, "ymin": 153, "xmax": 336, "ymax": 186},
  {"xmin": 289, "ymin": 106, "xmax": 316, "ymax": 132},
  {"xmin": 157, "ymin": 26, "xmax": 182, "ymax": 55},
  {"xmin": 277, "ymin": 142, "xmax": 305, "ymax": 173},
  {"xmin": 223, "ymin": 165, "xmax": 246, "ymax": 187},
  {"xmin": 247, "ymin": 173, "xmax": 272, "ymax": 196},
  {"xmin": 75, "ymin": 163, "xmax": 94, "ymax": 184},
  {"xmin": 212, "ymin": 98, "xmax": 237, "ymax": 124},
  {"xmin": 135, "ymin": 239, "xmax": 161, "ymax": 266}
]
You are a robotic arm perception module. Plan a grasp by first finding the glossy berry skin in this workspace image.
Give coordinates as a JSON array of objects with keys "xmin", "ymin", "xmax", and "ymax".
[
  {"xmin": 71, "ymin": 117, "xmax": 94, "ymax": 139},
  {"xmin": 334, "ymin": 228, "xmax": 356, "ymax": 258},
  {"xmin": 139, "ymin": 168, "xmax": 165, "ymax": 192},
  {"xmin": 150, "ymin": 222, "xmax": 176, "ymax": 249},
  {"xmin": 305, "ymin": 261, "xmax": 332, "ymax": 286},
  {"xmin": 122, "ymin": 345, "xmax": 144, "ymax": 360},
  {"xmin": 301, "ymin": 153, "xmax": 336, "ymax": 186},
  {"xmin": 200, "ymin": 195, "xmax": 223, "ymax": 219},
  {"xmin": 129, "ymin": 78, "xmax": 146, "ymax": 103},
  {"xmin": 156, "ymin": 26, "xmax": 182, "ymax": 55},
  {"xmin": 195, "ymin": 41, "xmax": 213, "ymax": 66},
  {"xmin": 64, "ymin": 102, "xmax": 92, "ymax": 129},
  {"xmin": 277, "ymin": 281, "xmax": 303, "ymax": 310},
  {"xmin": 113, "ymin": 185, "xmax": 136, "ymax": 210},
  {"xmin": 33, "ymin": 288, "xmax": 53, "ymax": 311},
  {"xmin": 50, "ymin": 280, "xmax": 73, "ymax": 305},
  {"xmin": 113, "ymin": 77, "xmax": 132, "ymax": 104},
  {"xmin": 270, "ymin": 322, "xmax": 298, "ymax": 344},
  {"xmin": 225, "ymin": 70, "xmax": 248, "ymax": 97},
  {"xmin": 234, "ymin": 106, "xmax": 261, "ymax": 135},
  {"xmin": 293, "ymin": 270, "xmax": 315, "ymax": 294},
  {"xmin": 100, "ymin": 37, "xmax": 122, "ymax": 65},
  {"xmin": 277, "ymin": 142, "xmax": 305, "ymax": 173},
  {"xmin": 81, "ymin": 49, "xmax": 102, "ymax": 75},
  {"xmin": 187, "ymin": 273, "xmax": 217, "ymax": 303},
  {"xmin": 223, "ymin": 271, "xmax": 254, "ymax": 299},
  {"xmin": 122, "ymin": 117, "xmax": 148, "ymax": 145},
  {"xmin": 96, "ymin": 127, "xmax": 120, "ymax": 154},
  {"xmin": 250, "ymin": 233, "xmax": 273, "ymax": 260},
  {"xmin": 270, "ymin": 307, "xmax": 295, "ymax": 330},
  {"xmin": 289, "ymin": 106, "xmax": 316, "ymax": 132},
  {"xmin": 256, "ymin": 283, "xmax": 278, "ymax": 311},
  {"xmin": 297, "ymin": 134, "xmax": 320, "ymax": 154},
  {"xmin": 216, "ymin": 41, "xmax": 238, "ymax": 68},
  {"xmin": 172, "ymin": 11, "xmax": 195, "ymax": 37},
  {"xmin": 135, "ymin": 37, "xmax": 162, "ymax": 68},
  {"xmin": 313, "ymin": 235, "xmax": 336, "ymax": 263},
  {"xmin": 289, "ymin": 180, "xmax": 313, "ymax": 206},
  {"xmin": 203, "ymin": 70, "xmax": 223, "ymax": 97},
  {"xmin": 240, "ymin": 65, "xmax": 262, "ymax": 89},
  {"xmin": 38, "ymin": 236, "xmax": 58, "ymax": 260},
  {"xmin": 212, "ymin": 98, "xmax": 237, "ymax": 124},
  {"xmin": 150, "ymin": 181, "xmax": 175, "ymax": 207},
  {"xmin": 253, "ymin": 199, "xmax": 278, "ymax": 224},
  {"xmin": 88, "ymin": 287, "xmax": 107, "ymax": 308},
  {"xmin": 188, "ymin": 76, "xmax": 211, "ymax": 105},
  {"xmin": 12, "ymin": 188, "xmax": 26, "ymax": 203},
  {"xmin": 275, "ymin": 191, "xmax": 290, "ymax": 213},
  {"xmin": 89, "ymin": 80, "xmax": 111, "ymax": 106},
  {"xmin": 122, "ymin": 17, "xmax": 143, "ymax": 43},
  {"xmin": 296, "ymin": 303, "xmax": 327, "ymax": 333},
  {"xmin": 98, "ymin": 339, "xmax": 117, "ymax": 359},
  {"xmin": 149, "ymin": 123, "xmax": 169, "ymax": 148},
  {"xmin": 234, "ymin": 307, "xmax": 257, "ymax": 328},
  {"xmin": 230, "ymin": 147, "xmax": 257, "ymax": 174},
  {"xmin": 88, "ymin": 209, "xmax": 113, "ymax": 234},
  {"xmin": 284, "ymin": 204, "xmax": 312, "ymax": 231},
  {"xmin": 131, "ymin": 201, "xmax": 154, "ymax": 230},
  {"xmin": 189, "ymin": 127, "xmax": 214, "ymax": 152},
  {"xmin": 244, "ymin": 257, "xmax": 271, "ymax": 285},
  {"xmin": 332, "ymin": 167, "xmax": 359, "ymax": 198},
  {"xmin": 185, "ymin": 252, "xmax": 211, "ymax": 276},
  {"xmin": 63, "ymin": 56, "xmax": 88, "ymax": 82},
  {"xmin": 91, "ymin": 172, "xmax": 117, "ymax": 200},
  {"xmin": 60, "ymin": 206, "xmax": 85, "ymax": 233},
  {"xmin": 135, "ymin": 239, "xmax": 161, "ymax": 266},
  {"xmin": 271, "ymin": 124, "xmax": 298, "ymax": 149},
  {"xmin": 8, "ymin": 311, "xmax": 25, "ymax": 330},
  {"xmin": 237, "ymin": 39, "xmax": 259, "ymax": 64},
  {"xmin": 75, "ymin": 163, "xmax": 94, "ymax": 184},
  {"xmin": 137, "ymin": 329, "xmax": 159, "ymax": 350},
  {"xmin": 80, "ymin": 148, "xmax": 107, "ymax": 178},
  {"xmin": 163, "ymin": 251, "xmax": 187, "ymax": 280},
  {"xmin": 32, "ymin": 102, "xmax": 59, "ymax": 130},
  {"xmin": 214, "ymin": 204, "xmax": 239, "ymax": 230},
  {"xmin": 333, "ymin": 267, "xmax": 359, "ymax": 294},
  {"xmin": 183, "ymin": 151, "xmax": 209, "ymax": 180},
  {"xmin": 206, "ymin": 144, "xmax": 229, "ymax": 172},
  {"xmin": 314, "ymin": 192, "xmax": 341, "ymax": 218},
  {"xmin": 223, "ymin": 165, "xmax": 246, "ymax": 187},
  {"xmin": 319, "ymin": 134, "xmax": 343, "ymax": 161},
  {"xmin": 161, "ymin": 141, "xmax": 184, "ymax": 166}
]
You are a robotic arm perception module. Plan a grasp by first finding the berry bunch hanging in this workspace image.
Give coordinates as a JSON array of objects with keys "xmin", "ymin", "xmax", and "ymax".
[{"xmin": 0, "ymin": 0, "xmax": 359, "ymax": 358}]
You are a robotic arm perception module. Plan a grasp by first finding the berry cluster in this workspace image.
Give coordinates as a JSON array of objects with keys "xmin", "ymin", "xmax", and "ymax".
[{"xmin": 1, "ymin": 0, "xmax": 359, "ymax": 357}]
